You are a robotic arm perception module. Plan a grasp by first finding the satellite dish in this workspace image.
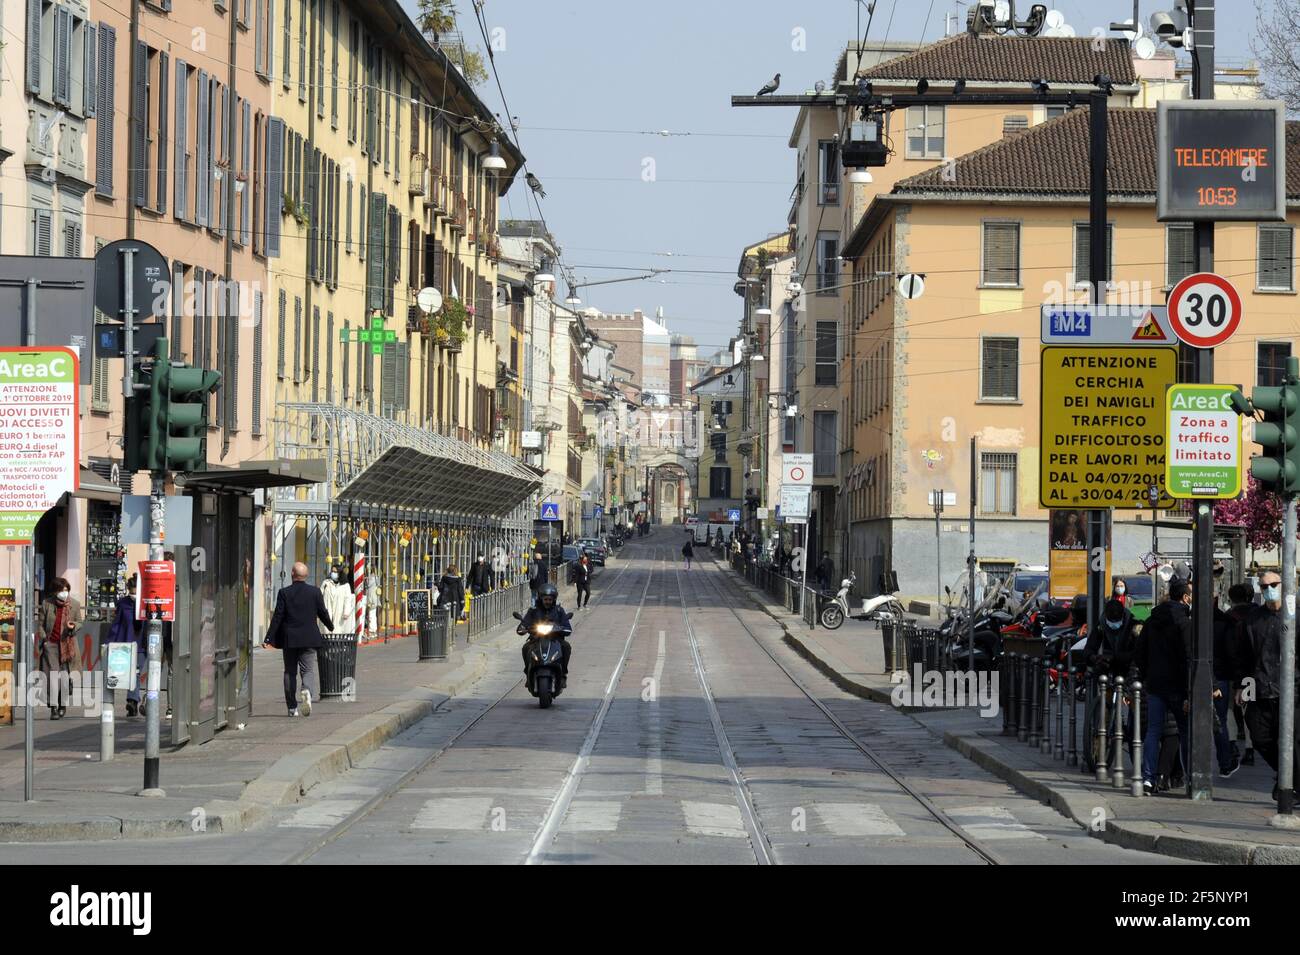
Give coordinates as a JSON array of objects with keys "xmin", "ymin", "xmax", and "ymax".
[
  {"xmin": 1060, "ymin": 24, "xmax": 1076, "ymax": 37},
  {"xmin": 1044, "ymin": 8, "xmax": 1064, "ymax": 29},
  {"xmin": 417, "ymin": 287, "xmax": 443, "ymax": 314},
  {"xmin": 1134, "ymin": 35, "xmax": 1157, "ymax": 60},
  {"xmin": 994, "ymin": 1, "xmax": 1010, "ymax": 21}
]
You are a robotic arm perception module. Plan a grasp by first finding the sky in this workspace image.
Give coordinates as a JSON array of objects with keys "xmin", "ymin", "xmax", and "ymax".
[{"xmin": 410, "ymin": 0, "xmax": 1263, "ymax": 356}]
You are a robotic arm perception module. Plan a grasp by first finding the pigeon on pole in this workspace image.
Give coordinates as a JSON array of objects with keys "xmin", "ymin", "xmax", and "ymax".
[
  {"xmin": 756, "ymin": 73, "xmax": 780, "ymax": 96},
  {"xmin": 526, "ymin": 172, "xmax": 546, "ymax": 198}
]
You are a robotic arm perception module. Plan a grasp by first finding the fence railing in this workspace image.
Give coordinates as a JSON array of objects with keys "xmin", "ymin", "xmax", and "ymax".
[{"xmin": 466, "ymin": 581, "xmax": 532, "ymax": 638}]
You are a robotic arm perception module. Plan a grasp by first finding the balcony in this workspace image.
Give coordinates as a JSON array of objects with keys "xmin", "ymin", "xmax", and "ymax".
[
  {"xmin": 409, "ymin": 151, "xmax": 427, "ymax": 196},
  {"xmin": 450, "ymin": 193, "xmax": 468, "ymax": 232},
  {"xmin": 430, "ymin": 173, "xmax": 447, "ymax": 216},
  {"xmin": 468, "ymin": 208, "xmax": 479, "ymax": 245}
]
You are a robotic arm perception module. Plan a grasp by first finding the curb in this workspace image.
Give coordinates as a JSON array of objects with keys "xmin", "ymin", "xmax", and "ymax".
[{"xmin": 0, "ymin": 626, "xmax": 504, "ymax": 843}]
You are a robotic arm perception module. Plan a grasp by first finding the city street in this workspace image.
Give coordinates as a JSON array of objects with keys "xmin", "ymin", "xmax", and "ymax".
[{"xmin": 0, "ymin": 541, "xmax": 1184, "ymax": 865}]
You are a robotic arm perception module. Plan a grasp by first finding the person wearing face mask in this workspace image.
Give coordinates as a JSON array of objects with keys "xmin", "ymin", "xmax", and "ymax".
[
  {"xmin": 467, "ymin": 554, "xmax": 491, "ymax": 597},
  {"xmin": 321, "ymin": 563, "xmax": 355, "ymax": 636},
  {"xmin": 1135, "ymin": 578, "xmax": 1192, "ymax": 793},
  {"xmin": 1110, "ymin": 576, "xmax": 1131, "ymax": 609},
  {"xmin": 1234, "ymin": 571, "xmax": 1299, "ymax": 803},
  {"xmin": 1211, "ymin": 583, "xmax": 1253, "ymax": 779},
  {"xmin": 36, "ymin": 576, "xmax": 83, "ymax": 720}
]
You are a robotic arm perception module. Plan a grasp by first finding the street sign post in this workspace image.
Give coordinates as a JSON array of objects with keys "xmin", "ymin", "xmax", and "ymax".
[
  {"xmin": 1167, "ymin": 272, "xmax": 1243, "ymax": 349},
  {"xmin": 1165, "ymin": 384, "xmax": 1244, "ymax": 499},
  {"xmin": 539, "ymin": 501, "xmax": 560, "ymax": 521},
  {"xmin": 897, "ymin": 273, "xmax": 926, "ymax": 300},
  {"xmin": 779, "ymin": 487, "xmax": 809, "ymax": 523},
  {"xmin": 781, "ymin": 453, "xmax": 813, "ymax": 486},
  {"xmin": 1039, "ymin": 345, "xmax": 1178, "ymax": 508}
]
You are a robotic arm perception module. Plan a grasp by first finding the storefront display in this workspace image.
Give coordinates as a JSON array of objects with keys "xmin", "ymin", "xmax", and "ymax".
[{"xmin": 85, "ymin": 501, "xmax": 123, "ymax": 621}]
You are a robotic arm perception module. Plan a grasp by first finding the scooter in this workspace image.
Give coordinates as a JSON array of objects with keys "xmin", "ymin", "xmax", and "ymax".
[
  {"xmin": 819, "ymin": 572, "xmax": 908, "ymax": 630},
  {"xmin": 513, "ymin": 610, "xmax": 572, "ymax": 708}
]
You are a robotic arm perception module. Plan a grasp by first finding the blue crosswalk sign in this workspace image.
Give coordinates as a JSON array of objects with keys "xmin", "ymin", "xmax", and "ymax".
[
  {"xmin": 593, "ymin": 506, "xmax": 603, "ymax": 518},
  {"xmin": 727, "ymin": 508, "xmax": 741, "ymax": 522},
  {"xmin": 540, "ymin": 501, "xmax": 560, "ymax": 521}
]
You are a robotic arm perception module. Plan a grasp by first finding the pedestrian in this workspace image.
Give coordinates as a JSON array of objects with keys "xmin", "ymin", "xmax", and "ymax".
[
  {"xmin": 1110, "ymin": 575, "xmax": 1131, "ymax": 609},
  {"xmin": 36, "ymin": 575, "xmax": 82, "ymax": 720},
  {"xmin": 1212, "ymin": 583, "xmax": 1252, "ymax": 778},
  {"xmin": 262, "ymin": 561, "xmax": 333, "ymax": 717},
  {"xmin": 105, "ymin": 575, "xmax": 145, "ymax": 717},
  {"xmin": 321, "ymin": 563, "xmax": 355, "ymax": 635},
  {"xmin": 438, "ymin": 564, "xmax": 467, "ymax": 621},
  {"xmin": 1135, "ymin": 578, "xmax": 1192, "ymax": 793},
  {"xmin": 1233, "ymin": 570, "xmax": 1299, "ymax": 801},
  {"xmin": 468, "ymin": 554, "xmax": 491, "ymax": 596},
  {"xmin": 529, "ymin": 550, "xmax": 549, "ymax": 605},
  {"xmin": 681, "ymin": 536, "xmax": 694, "ymax": 569},
  {"xmin": 571, "ymin": 553, "xmax": 593, "ymax": 609},
  {"xmin": 815, "ymin": 551, "xmax": 835, "ymax": 593}
]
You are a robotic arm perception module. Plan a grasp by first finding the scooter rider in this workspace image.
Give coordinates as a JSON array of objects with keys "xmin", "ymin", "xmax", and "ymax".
[{"xmin": 518, "ymin": 583, "xmax": 572, "ymax": 686}]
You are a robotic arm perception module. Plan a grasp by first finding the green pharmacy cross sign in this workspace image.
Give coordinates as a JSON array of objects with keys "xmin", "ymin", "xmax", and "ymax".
[{"xmin": 341, "ymin": 316, "xmax": 397, "ymax": 355}]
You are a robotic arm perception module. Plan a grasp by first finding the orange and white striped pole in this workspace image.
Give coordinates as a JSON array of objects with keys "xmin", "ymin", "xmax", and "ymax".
[{"xmin": 353, "ymin": 532, "xmax": 368, "ymax": 639}]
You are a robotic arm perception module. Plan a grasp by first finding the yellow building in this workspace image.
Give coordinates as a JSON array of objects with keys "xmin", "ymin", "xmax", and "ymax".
[{"xmin": 842, "ymin": 105, "xmax": 1297, "ymax": 602}]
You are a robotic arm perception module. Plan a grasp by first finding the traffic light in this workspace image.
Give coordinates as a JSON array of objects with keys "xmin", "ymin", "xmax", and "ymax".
[
  {"xmin": 1246, "ymin": 356, "xmax": 1300, "ymax": 494},
  {"xmin": 124, "ymin": 338, "xmax": 221, "ymax": 473}
]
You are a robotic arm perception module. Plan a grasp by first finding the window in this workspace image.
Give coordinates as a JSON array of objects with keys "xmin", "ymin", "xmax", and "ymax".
[
  {"xmin": 981, "ymin": 221, "xmax": 1020, "ymax": 287},
  {"xmin": 818, "ymin": 139, "xmax": 839, "ymax": 204},
  {"xmin": 980, "ymin": 337, "xmax": 1019, "ymax": 400},
  {"xmin": 980, "ymin": 452, "xmax": 1017, "ymax": 516},
  {"xmin": 814, "ymin": 411, "xmax": 836, "ymax": 476},
  {"xmin": 1166, "ymin": 223, "xmax": 1194, "ymax": 288},
  {"xmin": 816, "ymin": 233, "xmax": 839, "ymax": 293},
  {"xmin": 815, "ymin": 322, "xmax": 837, "ymax": 386},
  {"xmin": 1073, "ymin": 222, "xmax": 1114, "ymax": 284},
  {"xmin": 905, "ymin": 105, "xmax": 945, "ymax": 159},
  {"xmin": 1258, "ymin": 342, "xmax": 1292, "ymax": 387},
  {"xmin": 709, "ymin": 466, "xmax": 731, "ymax": 499},
  {"xmin": 1258, "ymin": 225, "xmax": 1294, "ymax": 291},
  {"xmin": 1045, "ymin": 105, "xmax": 1073, "ymax": 121},
  {"xmin": 710, "ymin": 431, "xmax": 726, "ymax": 462}
]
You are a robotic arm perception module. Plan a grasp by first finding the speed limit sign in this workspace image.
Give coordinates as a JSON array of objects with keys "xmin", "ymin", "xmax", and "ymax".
[{"xmin": 1167, "ymin": 272, "xmax": 1242, "ymax": 348}]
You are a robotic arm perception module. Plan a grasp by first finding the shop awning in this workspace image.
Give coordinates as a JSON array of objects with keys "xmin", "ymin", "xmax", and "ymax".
[
  {"xmin": 73, "ymin": 466, "xmax": 122, "ymax": 502},
  {"xmin": 178, "ymin": 458, "xmax": 328, "ymax": 491},
  {"xmin": 338, "ymin": 443, "xmax": 539, "ymax": 515}
]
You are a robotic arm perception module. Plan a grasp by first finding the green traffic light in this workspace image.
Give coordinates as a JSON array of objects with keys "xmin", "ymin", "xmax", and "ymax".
[{"xmin": 123, "ymin": 337, "xmax": 222, "ymax": 474}]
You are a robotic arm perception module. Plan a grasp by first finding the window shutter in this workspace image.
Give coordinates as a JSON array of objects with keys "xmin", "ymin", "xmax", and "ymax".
[
  {"xmin": 1166, "ymin": 224, "xmax": 1194, "ymax": 287},
  {"xmin": 1258, "ymin": 226, "xmax": 1294, "ymax": 291},
  {"xmin": 241, "ymin": 101, "xmax": 252, "ymax": 247},
  {"xmin": 132, "ymin": 42, "xmax": 148, "ymax": 206},
  {"xmin": 156, "ymin": 52, "xmax": 168, "ymax": 215},
  {"xmin": 1074, "ymin": 223, "xmax": 1113, "ymax": 284},
  {"xmin": 380, "ymin": 340, "xmax": 396, "ymax": 414},
  {"xmin": 342, "ymin": 320, "xmax": 350, "ymax": 401},
  {"xmin": 316, "ymin": 0, "xmax": 325, "ymax": 119},
  {"xmin": 33, "ymin": 209, "xmax": 53, "ymax": 256},
  {"xmin": 202, "ymin": 274, "xmax": 213, "ymax": 375},
  {"xmin": 276, "ymin": 288, "xmax": 287, "ymax": 379},
  {"xmin": 265, "ymin": 116, "xmax": 284, "ymax": 256},
  {"xmin": 293, "ymin": 295, "xmax": 302, "ymax": 383},
  {"xmin": 25, "ymin": 0, "xmax": 41, "ymax": 94},
  {"xmin": 358, "ymin": 184, "xmax": 366, "ymax": 261},
  {"xmin": 307, "ymin": 151, "xmax": 318, "ymax": 280},
  {"xmin": 396, "ymin": 340, "xmax": 408, "ymax": 412},
  {"xmin": 345, "ymin": 176, "xmax": 353, "ymax": 252},
  {"xmin": 311, "ymin": 306, "xmax": 320, "ymax": 399},
  {"xmin": 171, "ymin": 262, "xmax": 184, "ymax": 360},
  {"xmin": 367, "ymin": 191, "xmax": 386, "ymax": 310},
  {"xmin": 387, "ymin": 205, "xmax": 399, "ymax": 314},
  {"xmin": 326, "ymin": 311, "xmax": 334, "ymax": 401},
  {"xmin": 255, "ymin": 0, "xmax": 266, "ymax": 76},
  {"xmin": 174, "ymin": 60, "xmax": 188, "ymax": 219},
  {"xmin": 84, "ymin": 25, "xmax": 97, "ymax": 118},
  {"xmin": 981, "ymin": 338, "xmax": 1018, "ymax": 400},
  {"xmin": 330, "ymin": 1, "xmax": 339, "ymax": 127},
  {"xmin": 193, "ymin": 269, "xmax": 206, "ymax": 366},
  {"xmin": 215, "ymin": 84, "xmax": 229, "ymax": 236},
  {"xmin": 226, "ymin": 283, "xmax": 240, "ymax": 432},
  {"xmin": 253, "ymin": 290, "xmax": 265, "ymax": 434},
  {"xmin": 298, "ymin": 0, "xmax": 306, "ymax": 101},
  {"xmin": 982, "ymin": 222, "xmax": 1019, "ymax": 286},
  {"xmin": 215, "ymin": 284, "xmax": 226, "ymax": 429},
  {"xmin": 95, "ymin": 24, "xmax": 115, "ymax": 195},
  {"xmin": 282, "ymin": 0, "xmax": 292, "ymax": 87},
  {"xmin": 195, "ymin": 71, "xmax": 210, "ymax": 225},
  {"xmin": 53, "ymin": 8, "xmax": 73, "ymax": 106}
]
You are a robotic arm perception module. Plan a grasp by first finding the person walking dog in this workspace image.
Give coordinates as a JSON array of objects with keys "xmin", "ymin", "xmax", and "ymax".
[{"xmin": 263, "ymin": 562, "xmax": 333, "ymax": 716}]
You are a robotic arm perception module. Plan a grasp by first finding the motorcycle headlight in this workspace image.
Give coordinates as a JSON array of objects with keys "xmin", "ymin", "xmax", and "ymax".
[{"xmin": 536, "ymin": 623, "xmax": 553, "ymax": 635}]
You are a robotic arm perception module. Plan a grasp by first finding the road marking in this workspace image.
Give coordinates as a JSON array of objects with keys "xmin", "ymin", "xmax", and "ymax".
[
  {"xmin": 812, "ymin": 803, "xmax": 905, "ymax": 837},
  {"xmin": 645, "ymin": 629, "xmax": 667, "ymax": 796},
  {"xmin": 278, "ymin": 799, "xmax": 366, "ymax": 829},
  {"xmin": 946, "ymin": 806, "xmax": 1046, "ymax": 841},
  {"xmin": 561, "ymin": 800, "xmax": 623, "ymax": 832},
  {"xmin": 412, "ymin": 797, "xmax": 495, "ymax": 831},
  {"xmin": 682, "ymin": 800, "xmax": 748, "ymax": 838}
]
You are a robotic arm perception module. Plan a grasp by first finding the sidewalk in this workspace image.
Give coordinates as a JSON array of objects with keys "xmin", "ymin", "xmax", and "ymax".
[
  {"xmin": 0, "ymin": 617, "xmax": 514, "ymax": 843},
  {"xmin": 720, "ymin": 558, "xmax": 1300, "ymax": 865}
]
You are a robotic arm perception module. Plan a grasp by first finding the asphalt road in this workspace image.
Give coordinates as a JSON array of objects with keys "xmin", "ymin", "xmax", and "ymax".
[{"xmin": 0, "ymin": 539, "xmax": 1190, "ymax": 865}]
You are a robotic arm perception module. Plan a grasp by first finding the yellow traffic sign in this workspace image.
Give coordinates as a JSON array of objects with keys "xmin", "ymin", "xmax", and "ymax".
[{"xmin": 1040, "ymin": 345, "xmax": 1178, "ymax": 509}]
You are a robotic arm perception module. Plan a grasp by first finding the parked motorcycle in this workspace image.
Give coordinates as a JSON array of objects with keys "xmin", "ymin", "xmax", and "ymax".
[
  {"xmin": 819, "ymin": 572, "xmax": 908, "ymax": 630},
  {"xmin": 513, "ymin": 610, "xmax": 572, "ymax": 708}
]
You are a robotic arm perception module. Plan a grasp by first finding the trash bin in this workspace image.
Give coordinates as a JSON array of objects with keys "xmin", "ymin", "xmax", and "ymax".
[
  {"xmin": 319, "ymin": 631, "xmax": 359, "ymax": 699},
  {"xmin": 418, "ymin": 610, "xmax": 451, "ymax": 661}
]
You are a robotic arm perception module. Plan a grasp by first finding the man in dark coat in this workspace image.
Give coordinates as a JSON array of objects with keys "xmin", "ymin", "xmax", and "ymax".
[
  {"xmin": 438, "ymin": 564, "xmax": 467, "ymax": 620},
  {"xmin": 815, "ymin": 552, "xmax": 835, "ymax": 593},
  {"xmin": 263, "ymin": 562, "xmax": 333, "ymax": 716},
  {"xmin": 529, "ymin": 550, "xmax": 549, "ymax": 605},
  {"xmin": 467, "ymin": 555, "xmax": 491, "ymax": 596},
  {"xmin": 1234, "ymin": 571, "xmax": 1299, "ymax": 799},
  {"xmin": 1135, "ymin": 578, "xmax": 1192, "ymax": 792}
]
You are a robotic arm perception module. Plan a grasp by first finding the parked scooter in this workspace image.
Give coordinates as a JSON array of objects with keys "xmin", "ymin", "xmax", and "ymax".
[
  {"xmin": 513, "ymin": 608, "xmax": 572, "ymax": 708},
  {"xmin": 819, "ymin": 572, "xmax": 908, "ymax": 630}
]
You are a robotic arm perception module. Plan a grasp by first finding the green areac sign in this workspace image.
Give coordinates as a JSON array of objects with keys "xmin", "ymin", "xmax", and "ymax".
[{"xmin": 1165, "ymin": 383, "xmax": 1244, "ymax": 499}]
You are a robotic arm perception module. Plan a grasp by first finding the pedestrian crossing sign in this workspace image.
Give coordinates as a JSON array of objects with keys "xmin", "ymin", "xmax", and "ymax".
[
  {"xmin": 540, "ymin": 501, "xmax": 560, "ymax": 521},
  {"xmin": 727, "ymin": 508, "xmax": 741, "ymax": 522}
]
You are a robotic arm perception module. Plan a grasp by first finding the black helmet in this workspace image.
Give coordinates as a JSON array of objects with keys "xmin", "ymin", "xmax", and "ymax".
[
  {"xmin": 1070, "ymin": 594, "xmax": 1088, "ymax": 616},
  {"xmin": 539, "ymin": 583, "xmax": 558, "ymax": 605}
]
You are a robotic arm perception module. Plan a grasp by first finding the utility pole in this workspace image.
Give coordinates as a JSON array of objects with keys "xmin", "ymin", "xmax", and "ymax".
[
  {"xmin": 933, "ymin": 489, "xmax": 944, "ymax": 614},
  {"xmin": 1086, "ymin": 87, "xmax": 1110, "ymax": 700}
]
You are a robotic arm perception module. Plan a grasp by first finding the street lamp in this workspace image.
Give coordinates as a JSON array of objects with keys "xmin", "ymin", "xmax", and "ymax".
[{"xmin": 483, "ymin": 139, "xmax": 507, "ymax": 175}]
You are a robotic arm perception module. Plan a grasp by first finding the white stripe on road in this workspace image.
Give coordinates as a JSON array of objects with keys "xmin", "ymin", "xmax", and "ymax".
[
  {"xmin": 411, "ymin": 797, "xmax": 494, "ymax": 831},
  {"xmin": 812, "ymin": 803, "xmax": 906, "ymax": 837},
  {"xmin": 561, "ymin": 801, "xmax": 623, "ymax": 833},
  {"xmin": 946, "ymin": 805, "xmax": 1046, "ymax": 840},
  {"xmin": 682, "ymin": 800, "xmax": 748, "ymax": 838},
  {"xmin": 278, "ymin": 799, "xmax": 367, "ymax": 829},
  {"xmin": 645, "ymin": 629, "xmax": 667, "ymax": 796}
]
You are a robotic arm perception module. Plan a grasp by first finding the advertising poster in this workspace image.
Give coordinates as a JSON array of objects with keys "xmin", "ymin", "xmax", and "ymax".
[{"xmin": 1048, "ymin": 509, "xmax": 1112, "ymax": 602}]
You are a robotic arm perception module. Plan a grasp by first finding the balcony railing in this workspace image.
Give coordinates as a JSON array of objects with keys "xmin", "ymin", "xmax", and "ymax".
[
  {"xmin": 431, "ymin": 173, "xmax": 447, "ymax": 215},
  {"xmin": 409, "ymin": 151, "xmax": 427, "ymax": 196},
  {"xmin": 451, "ymin": 193, "xmax": 468, "ymax": 231}
]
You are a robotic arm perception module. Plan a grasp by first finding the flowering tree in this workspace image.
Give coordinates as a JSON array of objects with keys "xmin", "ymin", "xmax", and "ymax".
[{"xmin": 1214, "ymin": 475, "xmax": 1286, "ymax": 551}]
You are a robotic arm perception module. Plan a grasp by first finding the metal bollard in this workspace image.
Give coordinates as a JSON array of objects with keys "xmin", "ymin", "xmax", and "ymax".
[
  {"xmin": 1017, "ymin": 654, "xmax": 1030, "ymax": 742},
  {"xmin": 1067, "ymin": 653, "xmax": 1078, "ymax": 766},
  {"xmin": 1028, "ymin": 656, "xmax": 1040, "ymax": 747},
  {"xmin": 1130, "ymin": 680, "xmax": 1144, "ymax": 797},
  {"xmin": 1040, "ymin": 657, "xmax": 1053, "ymax": 755},
  {"xmin": 1001, "ymin": 654, "xmax": 1012, "ymax": 735},
  {"xmin": 1008, "ymin": 654, "xmax": 1020, "ymax": 737},
  {"xmin": 1112, "ymin": 675, "xmax": 1126, "ymax": 790},
  {"xmin": 1095, "ymin": 673, "xmax": 1111, "ymax": 783}
]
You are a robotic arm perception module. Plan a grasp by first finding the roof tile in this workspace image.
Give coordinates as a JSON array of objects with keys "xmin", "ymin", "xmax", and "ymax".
[{"xmin": 856, "ymin": 33, "xmax": 1136, "ymax": 86}]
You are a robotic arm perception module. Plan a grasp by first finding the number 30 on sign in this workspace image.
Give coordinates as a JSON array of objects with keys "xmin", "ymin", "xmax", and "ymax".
[{"xmin": 1167, "ymin": 272, "xmax": 1242, "ymax": 348}]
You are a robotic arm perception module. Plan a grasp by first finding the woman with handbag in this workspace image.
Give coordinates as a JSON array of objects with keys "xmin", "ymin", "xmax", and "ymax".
[{"xmin": 37, "ymin": 576, "xmax": 83, "ymax": 720}]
